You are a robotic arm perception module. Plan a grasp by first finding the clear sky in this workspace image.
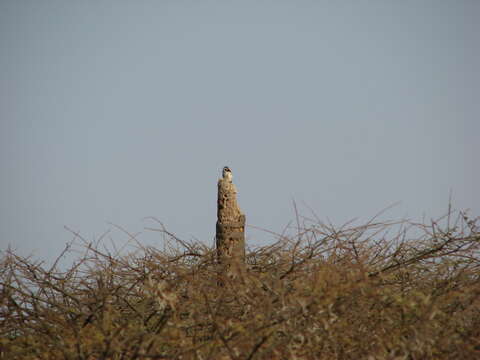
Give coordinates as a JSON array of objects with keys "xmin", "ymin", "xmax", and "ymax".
[{"xmin": 1, "ymin": 1, "xmax": 479, "ymax": 262}]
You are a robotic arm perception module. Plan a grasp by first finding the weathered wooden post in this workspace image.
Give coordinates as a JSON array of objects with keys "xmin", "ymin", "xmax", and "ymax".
[{"xmin": 216, "ymin": 166, "xmax": 246, "ymax": 279}]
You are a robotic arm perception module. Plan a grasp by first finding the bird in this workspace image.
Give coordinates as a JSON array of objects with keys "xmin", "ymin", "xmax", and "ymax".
[{"xmin": 222, "ymin": 166, "xmax": 233, "ymax": 182}]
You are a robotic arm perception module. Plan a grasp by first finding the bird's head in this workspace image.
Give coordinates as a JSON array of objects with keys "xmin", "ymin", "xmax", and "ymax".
[{"xmin": 222, "ymin": 166, "xmax": 233, "ymax": 181}]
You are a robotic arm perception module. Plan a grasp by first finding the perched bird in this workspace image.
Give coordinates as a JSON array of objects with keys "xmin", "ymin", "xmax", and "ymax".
[{"xmin": 222, "ymin": 166, "xmax": 233, "ymax": 182}]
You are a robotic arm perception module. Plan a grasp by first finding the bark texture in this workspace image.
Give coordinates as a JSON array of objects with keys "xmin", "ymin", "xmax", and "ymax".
[{"xmin": 216, "ymin": 178, "xmax": 246, "ymax": 278}]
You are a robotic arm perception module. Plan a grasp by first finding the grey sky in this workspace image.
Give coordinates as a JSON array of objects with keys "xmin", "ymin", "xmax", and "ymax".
[{"xmin": 1, "ymin": 1, "xmax": 479, "ymax": 262}]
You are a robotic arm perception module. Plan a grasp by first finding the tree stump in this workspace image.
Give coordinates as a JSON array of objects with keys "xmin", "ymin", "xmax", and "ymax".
[{"xmin": 215, "ymin": 175, "xmax": 246, "ymax": 279}]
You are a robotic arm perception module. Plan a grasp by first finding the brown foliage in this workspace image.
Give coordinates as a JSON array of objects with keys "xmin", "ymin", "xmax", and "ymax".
[{"xmin": 1, "ymin": 210, "xmax": 479, "ymax": 359}]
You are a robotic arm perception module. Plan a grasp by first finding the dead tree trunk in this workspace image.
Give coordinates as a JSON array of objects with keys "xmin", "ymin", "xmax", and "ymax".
[{"xmin": 216, "ymin": 176, "xmax": 246, "ymax": 279}]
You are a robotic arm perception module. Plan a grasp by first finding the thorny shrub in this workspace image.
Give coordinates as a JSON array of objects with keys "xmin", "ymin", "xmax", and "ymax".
[{"xmin": 1, "ymin": 210, "xmax": 479, "ymax": 359}]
